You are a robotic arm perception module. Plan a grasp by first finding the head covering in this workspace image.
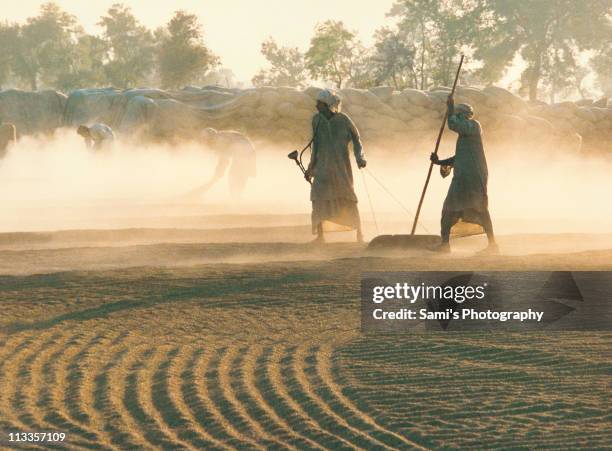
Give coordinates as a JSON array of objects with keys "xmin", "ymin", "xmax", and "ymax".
[
  {"xmin": 202, "ymin": 127, "xmax": 218, "ymax": 139},
  {"xmin": 77, "ymin": 125, "xmax": 90, "ymax": 136},
  {"xmin": 316, "ymin": 89, "xmax": 342, "ymax": 113},
  {"xmin": 455, "ymin": 103, "xmax": 474, "ymax": 117}
]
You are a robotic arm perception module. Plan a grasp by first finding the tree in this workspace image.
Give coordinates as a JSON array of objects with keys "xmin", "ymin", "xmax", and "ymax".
[
  {"xmin": 591, "ymin": 43, "xmax": 612, "ymax": 97},
  {"xmin": 98, "ymin": 3, "xmax": 154, "ymax": 88},
  {"xmin": 0, "ymin": 23, "xmax": 19, "ymax": 88},
  {"xmin": 539, "ymin": 33, "xmax": 583, "ymax": 102},
  {"xmin": 252, "ymin": 38, "xmax": 307, "ymax": 87},
  {"xmin": 369, "ymin": 27, "xmax": 416, "ymax": 89},
  {"xmin": 157, "ymin": 10, "xmax": 219, "ymax": 89},
  {"xmin": 389, "ymin": 0, "xmax": 470, "ymax": 90},
  {"xmin": 11, "ymin": 2, "xmax": 81, "ymax": 90},
  {"xmin": 473, "ymin": 0, "xmax": 612, "ymax": 101},
  {"xmin": 305, "ymin": 20, "xmax": 365, "ymax": 88},
  {"xmin": 55, "ymin": 34, "xmax": 108, "ymax": 91}
]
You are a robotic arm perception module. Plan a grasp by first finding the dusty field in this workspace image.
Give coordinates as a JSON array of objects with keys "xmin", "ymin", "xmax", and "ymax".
[{"xmin": 0, "ymin": 218, "xmax": 611, "ymax": 450}]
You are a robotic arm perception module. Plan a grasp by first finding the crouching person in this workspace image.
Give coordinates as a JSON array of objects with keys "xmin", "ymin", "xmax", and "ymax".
[{"xmin": 77, "ymin": 123, "xmax": 115, "ymax": 150}]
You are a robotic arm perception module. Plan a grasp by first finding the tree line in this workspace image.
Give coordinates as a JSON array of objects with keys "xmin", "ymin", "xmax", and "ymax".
[
  {"xmin": 0, "ymin": 1, "xmax": 610, "ymax": 102},
  {"xmin": 0, "ymin": 3, "xmax": 220, "ymax": 91},
  {"xmin": 254, "ymin": 0, "xmax": 612, "ymax": 102}
]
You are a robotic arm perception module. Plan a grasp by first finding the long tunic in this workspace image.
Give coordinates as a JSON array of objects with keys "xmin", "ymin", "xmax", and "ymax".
[
  {"xmin": 310, "ymin": 112, "xmax": 365, "ymax": 233},
  {"xmin": 442, "ymin": 112, "xmax": 489, "ymax": 225}
]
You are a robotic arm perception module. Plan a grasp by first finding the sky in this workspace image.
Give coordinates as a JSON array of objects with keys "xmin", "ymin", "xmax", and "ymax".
[{"xmin": 5, "ymin": 0, "xmax": 397, "ymax": 83}]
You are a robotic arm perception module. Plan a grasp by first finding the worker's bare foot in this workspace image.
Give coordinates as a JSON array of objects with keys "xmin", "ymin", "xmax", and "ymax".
[
  {"xmin": 429, "ymin": 242, "xmax": 451, "ymax": 253},
  {"xmin": 356, "ymin": 231, "xmax": 364, "ymax": 243},
  {"xmin": 311, "ymin": 235, "xmax": 325, "ymax": 244},
  {"xmin": 476, "ymin": 243, "xmax": 499, "ymax": 255}
]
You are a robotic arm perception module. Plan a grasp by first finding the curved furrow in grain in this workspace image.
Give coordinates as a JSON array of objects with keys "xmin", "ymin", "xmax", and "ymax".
[
  {"xmin": 35, "ymin": 331, "xmax": 103, "ymax": 448},
  {"xmin": 182, "ymin": 347, "xmax": 257, "ymax": 450},
  {"xmin": 289, "ymin": 343, "xmax": 395, "ymax": 450},
  {"xmin": 168, "ymin": 346, "xmax": 228, "ymax": 450},
  {"xmin": 92, "ymin": 335, "xmax": 150, "ymax": 450},
  {"xmin": 122, "ymin": 346, "xmax": 191, "ymax": 449},
  {"xmin": 314, "ymin": 343, "xmax": 430, "ymax": 450},
  {"xmin": 64, "ymin": 331, "xmax": 125, "ymax": 450},
  {"xmin": 37, "ymin": 334, "xmax": 109, "ymax": 449},
  {"xmin": 0, "ymin": 336, "xmax": 53, "ymax": 450},
  {"xmin": 209, "ymin": 345, "xmax": 281, "ymax": 449},
  {"xmin": 243, "ymin": 346, "xmax": 331, "ymax": 449},
  {"xmin": 0, "ymin": 335, "xmax": 37, "ymax": 434},
  {"xmin": 278, "ymin": 344, "xmax": 370, "ymax": 450},
  {"xmin": 63, "ymin": 333, "xmax": 106, "ymax": 427},
  {"xmin": 254, "ymin": 346, "xmax": 347, "ymax": 450},
  {"xmin": 230, "ymin": 344, "xmax": 319, "ymax": 450},
  {"xmin": 7, "ymin": 332, "xmax": 60, "ymax": 432},
  {"xmin": 8, "ymin": 330, "xmax": 96, "ymax": 450},
  {"xmin": 9, "ymin": 330, "xmax": 84, "ymax": 450},
  {"xmin": 140, "ymin": 346, "xmax": 197, "ymax": 450},
  {"xmin": 151, "ymin": 346, "xmax": 222, "ymax": 449}
]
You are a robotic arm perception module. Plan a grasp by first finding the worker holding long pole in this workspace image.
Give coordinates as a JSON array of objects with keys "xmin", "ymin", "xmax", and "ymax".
[
  {"xmin": 429, "ymin": 87, "xmax": 498, "ymax": 254},
  {"xmin": 407, "ymin": 55, "xmax": 497, "ymax": 254}
]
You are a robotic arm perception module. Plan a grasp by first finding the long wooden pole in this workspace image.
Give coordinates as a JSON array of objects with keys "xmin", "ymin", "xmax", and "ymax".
[{"xmin": 410, "ymin": 54, "xmax": 464, "ymax": 235}]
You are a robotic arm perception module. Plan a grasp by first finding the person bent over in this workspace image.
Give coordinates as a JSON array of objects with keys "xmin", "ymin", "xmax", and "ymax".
[
  {"xmin": 77, "ymin": 123, "xmax": 115, "ymax": 150},
  {"xmin": 188, "ymin": 127, "xmax": 256, "ymax": 199}
]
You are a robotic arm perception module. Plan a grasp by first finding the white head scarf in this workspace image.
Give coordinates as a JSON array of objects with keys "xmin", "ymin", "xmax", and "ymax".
[
  {"xmin": 316, "ymin": 89, "xmax": 342, "ymax": 113},
  {"xmin": 455, "ymin": 103, "xmax": 474, "ymax": 118}
]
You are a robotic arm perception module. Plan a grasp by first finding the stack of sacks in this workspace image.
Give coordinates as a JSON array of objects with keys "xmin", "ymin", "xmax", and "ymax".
[
  {"xmin": 0, "ymin": 89, "xmax": 67, "ymax": 136},
  {"xmin": 1, "ymin": 84, "xmax": 609, "ymax": 153},
  {"xmin": 527, "ymin": 100, "xmax": 612, "ymax": 153}
]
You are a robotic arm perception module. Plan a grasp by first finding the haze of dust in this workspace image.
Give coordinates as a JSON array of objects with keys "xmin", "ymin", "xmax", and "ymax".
[{"xmin": 0, "ymin": 128, "xmax": 610, "ymax": 236}]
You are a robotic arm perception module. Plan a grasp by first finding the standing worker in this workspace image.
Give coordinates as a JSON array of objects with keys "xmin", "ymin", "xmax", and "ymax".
[
  {"xmin": 304, "ymin": 89, "xmax": 367, "ymax": 243},
  {"xmin": 430, "ymin": 94, "xmax": 498, "ymax": 254},
  {"xmin": 77, "ymin": 123, "xmax": 115, "ymax": 150}
]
